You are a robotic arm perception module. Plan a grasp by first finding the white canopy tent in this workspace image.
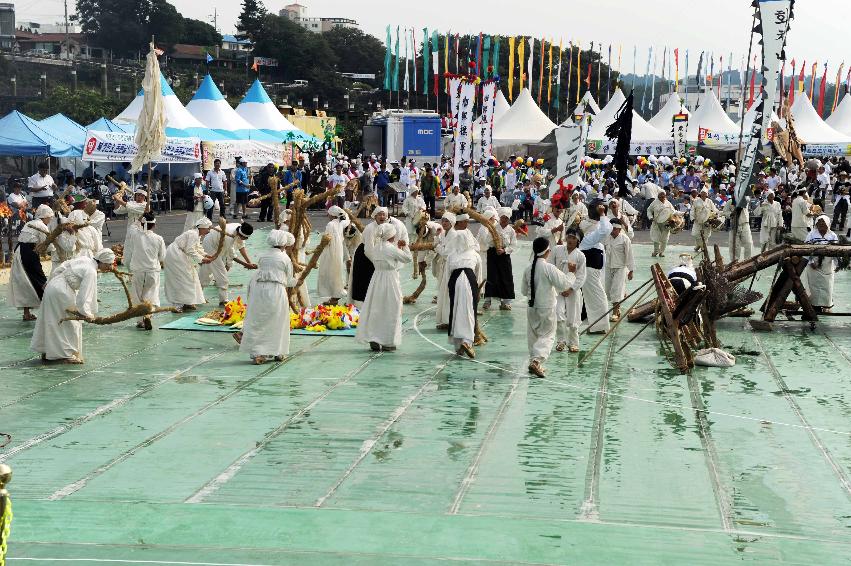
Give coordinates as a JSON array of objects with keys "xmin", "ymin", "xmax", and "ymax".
[
  {"xmin": 649, "ymin": 93, "xmax": 689, "ymax": 134},
  {"xmin": 235, "ymin": 79, "xmax": 300, "ymax": 134},
  {"xmin": 824, "ymin": 94, "xmax": 851, "ymax": 137},
  {"xmin": 492, "ymin": 90, "xmax": 511, "ymax": 124},
  {"xmin": 739, "ymin": 103, "xmax": 782, "ymax": 134},
  {"xmin": 576, "ymin": 91, "xmax": 601, "ymax": 115},
  {"xmin": 686, "ymin": 90, "xmax": 739, "ymax": 142},
  {"xmin": 789, "ymin": 94, "xmax": 851, "ymax": 144},
  {"xmin": 492, "ymin": 88, "xmax": 557, "ymax": 148},
  {"xmin": 115, "ymin": 73, "xmax": 207, "ymax": 132},
  {"xmin": 186, "ymin": 74, "xmax": 255, "ymax": 132},
  {"xmin": 587, "ymin": 88, "xmax": 668, "ymax": 142}
]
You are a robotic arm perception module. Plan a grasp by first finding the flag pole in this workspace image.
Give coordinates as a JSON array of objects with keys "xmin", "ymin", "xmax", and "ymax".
[{"xmin": 146, "ymin": 34, "xmax": 155, "ymax": 213}]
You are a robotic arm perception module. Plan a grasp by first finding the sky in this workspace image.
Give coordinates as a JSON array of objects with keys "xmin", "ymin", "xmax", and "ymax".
[{"xmin": 18, "ymin": 1, "xmax": 851, "ymax": 78}]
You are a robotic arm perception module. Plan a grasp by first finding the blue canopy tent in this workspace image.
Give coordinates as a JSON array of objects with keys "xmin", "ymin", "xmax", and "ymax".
[
  {"xmin": 86, "ymin": 117, "xmax": 128, "ymax": 133},
  {"xmin": 0, "ymin": 110, "xmax": 77, "ymax": 157},
  {"xmin": 39, "ymin": 114, "xmax": 87, "ymax": 154}
]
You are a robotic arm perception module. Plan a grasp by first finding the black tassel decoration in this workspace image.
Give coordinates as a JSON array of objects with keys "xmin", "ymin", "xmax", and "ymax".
[{"xmin": 604, "ymin": 90, "xmax": 634, "ymax": 197}]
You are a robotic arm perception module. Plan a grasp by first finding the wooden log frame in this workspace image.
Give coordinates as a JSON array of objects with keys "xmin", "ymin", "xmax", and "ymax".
[
  {"xmin": 205, "ymin": 218, "xmax": 230, "ymax": 262},
  {"xmin": 61, "ymin": 268, "xmax": 177, "ymax": 324},
  {"xmin": 651, "ymin": 264, "xmax": 694, "ymax": 373},
  {"xmin": 464, "ymin": 207, "xmax": 503, "ymax": 252},
  {"xmin": 403, "ymin": 216, "xmax": 434, "ymax": 304},
  {"xmin": 761, "ymin": 256, "xmax": 818, "ymax": 323},
  {"xmin": 292, "ymin": 233, "xmax": 331, "ymax": 291}
]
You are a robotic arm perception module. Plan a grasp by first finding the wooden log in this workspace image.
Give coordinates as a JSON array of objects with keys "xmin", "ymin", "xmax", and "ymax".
[
  {"xmin": 464, "ymin": 206, "xmax": 503, "ymax": 252},
  {"xmin": 61, "ymin": 303, "xmax": 178, "ymax": 324},
  {"xmin": 206, "ymin": 218, "xmax": 229, "ymax": 262},
  {"xmin": 403, "ymin": 270, "xmax": 427, "ymax": 304},
  {"xmin": 783, "ymin": 258, "xmax": 818, "ymax": 322},
  {"xmin": 293, "ymin": 233, "xmax": 331, "ymax": 289}
]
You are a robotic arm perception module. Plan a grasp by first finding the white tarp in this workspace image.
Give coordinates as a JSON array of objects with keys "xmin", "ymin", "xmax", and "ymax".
[
  {"xmin": 83, "ymin": 129, "xmax": 200, "ymax": 164},
  {"xmin": 492, "ymin": 88, "xmax": 557, "ymax": 147}
]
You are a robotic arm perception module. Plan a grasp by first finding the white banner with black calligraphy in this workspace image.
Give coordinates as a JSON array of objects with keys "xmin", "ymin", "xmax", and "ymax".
[
  {"xmin": 448, "ymin": 77, "xmax": 462, "ymax": 120},
  {"xmin": 477, "ymin": 81, "xmax": 497, "ymax": 163},
  {"xmin": 548, "ymin": 122, "xmax": 587, "ymax": 193},
  {"xmin": 673, "ymin": 113, "xmax": 688, "ymax": 158},
  {"xmin": 733, "ymin": 0, "xmax": 794, "ymax": 207},
  {"xmin": 453, "ymin": 81, "xmax": 477, "ymax": 185}
]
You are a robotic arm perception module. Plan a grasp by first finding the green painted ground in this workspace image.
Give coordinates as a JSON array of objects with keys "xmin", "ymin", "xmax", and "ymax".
[{"xmin": 1, "ymin": 230, "xmax": 850, "ymax": 565}]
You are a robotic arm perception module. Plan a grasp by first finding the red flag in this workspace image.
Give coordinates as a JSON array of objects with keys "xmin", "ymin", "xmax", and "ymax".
[
  {"xmin": 818, "ymin": 63, "xmax": 828, "ymax": 116},
  {"xmin": 779, "ymin": 60, "xmax": 785, "ymax": 111},
  {"xmin": 584, "ymin": 63, "xmax": 592, "ymax": 87},
  {"xmin": 798, "ymin": 59, "xmax": 806, "ymax": 92},
  {"xmin": 251, "ymin": 61, "xmax": 259, "ymax": 72}
]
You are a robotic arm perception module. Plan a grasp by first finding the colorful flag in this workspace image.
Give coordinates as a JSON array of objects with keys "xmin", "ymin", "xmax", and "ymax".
[
  {"xmin": 527, "ymin": 37, "xmax": 534, "ymax": 92},
  {"xmin": 518, "ymin": 37, "xmax": 525, "ymax": 91},
  {"xmin": 403, "ymin": 27, "xmax": 410, "ymax": 93},
  {"xmin": 576, "ymin": 41, "xmax": 582, "ymax": 104},
  {"xmin": 393, "ymin": 26, "xmax": 400, "ymax": 92},
  {"xmin": 251, "ymin": 60, "xmax": 258, "ymax": 72},
  {"xmin": 832, "ymin": 63, "xmax": 844, "ymax": 112},
  {"xmin": 788, "ymin": 59, "xmax": 796, "ymax": 106},
  {"xmin": 422, "ymin": 28, "xmax": 429, "ymax": 96},
  {"xmin": 606, "ymin": 45, "xmax": 612, "ymax": 103},
  {"xmin": 798, "ymin": 59, "xmax": 806, "ymax": 93},
  {"xmin": 384, "ymin": 25, "xmax": 392, "ymax": 91},
  {"xmin": 717, "ymin": 54, "xmax": 723, "ymax": 98},
  {"xmin": 432, "ymin": 30, "xmax": 440, "ymax": 98},
  {"xmin": 566, "ymin": 41, "xmax": 573, "ymax": 108},
  {"xmin": 809, "ymin": 61, "xmax": 817, "ymax": 100},
  {"xmin": 483, "ymin": 35, "xmax": 491, "ymax": 78},
  {"xmin": 538, "ymin": 38, "xmax": 545, "ymax": 104},
  {"xmin": 411, "ymin": 28, "xmax": 417, "ymax": 93},
  {"xmin": 477, "ymin": 32, "xmax": 484, "ymax": 77},
  {"xmin": 631, "ymin": 45, "xmax": 636, "ymax": 91},
  {"xmin": 205, "ymin": 53, "xmax": 214, "ymax": 64},
  {"xmin": 649, "ymin": 47, "xmax": 657, "ymax": 111},
  {"xmin": 818, "ymin": 62, "xmax": 828, "ymax": 116},
  {"xmin": 508, "ymin": 36, "xmax": 516, "ymax": 100},
  {"xmin": 596, "ymin": 43, "xmax": 602, "ymax": 96},
  {"xmin": 547, "ymin": 40, "xmax": 554, "ymax": 103},
  {"xmin": 554, "ymin": 38, "xmax": 563, "ymax": 110},
  {"xmin": 640, "ymin": 46, "xmax": 652, "ymax": 112},
  {"xmin": 674, "ymin": 48, "xmax": 679, "ymax": 91},
  {"xmin": 492, "ymin": 36, "xmax": 501, "ymax": 79},
  {"xmin": 748, "ymin": 54, "xmax": 756, "ymax": 109},
  {"xmin": 584, "ymin": 62, "xmax": 592, "ymax": 88}
]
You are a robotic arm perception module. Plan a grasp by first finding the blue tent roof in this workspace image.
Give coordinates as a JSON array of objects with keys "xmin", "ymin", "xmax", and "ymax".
[
  {"xmin": 39, "ymin": 114, "xmax": 87, "ymax": 153},
  {"xmin": 0, "ymin": 110, "xmax": 77, "ymax": 157},
  {"xmin": 135, "ymin": 73, "xmax": 176, "ymax": 98},
  {"xmin": 193, "ymin": 74, "xmax": 225, "ymax": 101},
  {"xmin": 86, "ymin": 117, "xmax": 128, "ymax": 133},
  {"xmin": 241, "ymin": 79, "xmax": 273, "ymax": 104},
  {"xmin": 222, "ymin": 34, "xmax": 252, "ymax": 45}
]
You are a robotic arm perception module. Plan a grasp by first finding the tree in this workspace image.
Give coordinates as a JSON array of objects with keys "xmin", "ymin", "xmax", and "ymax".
[
  {"xmin": 148, "ymin": 0, "xmax": 184, "ymax": 46},
  {"xmin": 253, "ymin": 15, "xmax": 338, "ymax": 81},
  {"xmin": 75, "ymin": 0, "xmax": 152, "ymax": 56},
  {"xmin": 181, "ymin": 19, "xmax": 222, "ymax": 46},
  {"xmin": 236, "ymin": 0, "xmax": 268, "ymax": 42},
  {"xmin": 323, "ymin": 27, "xmax": 384, "ymax": 81},
  {"xmin": 22, "ymin": 87, "xmax": 122, "ymax": 124}
]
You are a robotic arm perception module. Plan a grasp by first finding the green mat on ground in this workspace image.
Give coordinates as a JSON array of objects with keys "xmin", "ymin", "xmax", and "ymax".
[{"xmin": 160, "ymin": 312, "xmax": 360, "ymax": 337}]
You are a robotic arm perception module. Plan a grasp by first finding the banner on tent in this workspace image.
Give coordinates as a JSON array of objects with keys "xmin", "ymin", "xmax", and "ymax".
[
  {"xmin": 202, "ymin": 141, "xmax": 285, "ymax": 169},
  {"xmin": 83, "ymin": 130, "xmax": 200, "ymax": 163},
  {"xmin": 802, "ymin": 143, "xmax": 851, "ymax": 157},
  {"xmin": 586, "ymin": 139, "xmax": 674, "ymax": 156},
  {"xmin": 673, "ymin": 113, "xmax": 688, "ymax": 158},
  {"xmin": 548, "ymin": 122, "xmax": 586, "ymax": 193},
  {"xmin": 697, "ymin": 128, "xmax": 743, "ymax": 150}
]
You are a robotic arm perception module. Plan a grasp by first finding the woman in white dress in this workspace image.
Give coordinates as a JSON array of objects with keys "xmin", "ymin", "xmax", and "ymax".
[
  {"xmin": 113, "ymin": 187, "xmax": 148, "ymax": 255},
  {"xmin": 164, "ymin": 217, "xmax": 213, "ymax": 312},
  {"xmin": 124, "ymin": 212, "xmax": 166, "ymax": 330},
  {"xmin": 433, "ymin": 212, "xmax": 455, "ymax": 329},
  {"xmin": 522, "ymin": 237, "xmax": 574, "ymax": 377},
  {"xmin": 30, "ymin": 248, "xmax": 115, "ymax": 364},
  {"xmin": 356, "ymin": 223, "xmax": 412, "ymax": 352},
  {"xmin": 238, "ymin": 230, "xmax": 297, "ymax": 364},
  {"xmin": 9, "ymin": 204, "xmax": 54, "ymax": 321},
  {"xmin": 182, "ymin": 174, "xmax": 206, "ymax": 232},
  {"xmin": 316, "ymin": 205, "xmax": 350, "ymax": 304},
  {"xmin": 804, "ymin": 215, "xmax": 839, "ymax": 311}
]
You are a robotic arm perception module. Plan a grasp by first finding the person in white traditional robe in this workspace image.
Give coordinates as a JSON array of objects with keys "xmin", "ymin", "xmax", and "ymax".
[
  {"xmin": 84, "ymin": 199, "xmax": 106, "ymax": 246},
  {"xmin": 566, "ymin": 192, "xmax": 588, "ymax": 231},
  {"xmin": 49, "ymin": 214, "xmax": 78, "ymax": 278},
  {"xmin": 647, "ymin": 191, "xmax": 677, "ymax": 257},
  {"xmin": 791, "ymin": 189, "xmax": 813, "ymax": 241},
  {"xmin": 476, "ymin": 186, "xmax": 500, "ymax": 213},
  {"xmin": 164, "ymin": 217, "xmax": 214, "ymax": 312},
  {"xmin": 604, "ymin": 219, "xmax": 635, "ymax": 321},
  {"xmin": 482, "ymin": 207, "xmax": 517, "ymax": 310},
  {"xmin": 607, "ymin": 198, "xmax": 634, "ymax": 239},
  {"xmin": 444, "ymin": 185, "xmax": 467, "ymax": 212},
  {"xmin": 317, "ymin": 205, "xmax": 350, "ymax": 304},
  {"xmin": 348, "ymin": 206, "xmax": 386, "ymax": 307},
  {"xmin": 446, "ymin": 214, "xmax": 481, "ymax": 358},
  {"xmin": 183, "ymin": 173, "xmax": 206, "ymax": 232},
  {"xmin": 476, "ymin": 207, "xmax": 499, "ymax": 284},
  {"xmin": 690, "ymin": 189, "xmax": 718, "ymax": 251},
  {"xmin": 113, "ymin": 187, "xmax": 148, "ymax": 256},
  {"xmin": 580, "ymin": 205, "xmax": 613, "ymax": 334},
  {"xmin": 65, "ymin": 209, "xmax": 102, "ymax": 259},
  {"xmin": 755, "ymin": 191, "xmax": 783, "ymax": 251},
  {"xmin": 199, "ymin": 222, "xmax": 257, "ymax": 305},
  {"xmin": 9, "ymin": 204, "xmax": 54, "ymax": 321},
  {"xmin": 804, "ymin": 215, "xmax": 839, "ymax": 311},
  {"xmin": 720, "ymin": 197, "xmax": 754, "ymax": 263},
  {"xmin": 356, "ymin": 223, "xmax": 412, "ymax": 351},
  {"xmin": 124, "ymin": 212, "xmax": 166, "ymax": 330},
  {"xmin": 535, "ymin": 200, "xmax": 565, "ymax": 261},
  {"xmin": 237, "ymin": 230, "xmax": 297, "ymax": 364},
  {"xmin": 31, "ymin": 248, "xmax": 115, "ymax": 364},
  {"xmin": 553, "ymin": 229, "xmax": 586, "ymax": 353},
  {"xmin": 522, "ymin": 237, "xmax": 574, "ymax": 377},
  {"xmin": 401, "ymin": 188, "xmax": 426, "ymax": 236},
  {"xmin": 434, "ymin": 212, "xmax": 455, "ymax": 328}
]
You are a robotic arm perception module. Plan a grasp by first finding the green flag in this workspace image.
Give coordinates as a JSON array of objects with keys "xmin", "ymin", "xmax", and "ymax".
[
  {"xmin": 422, "ymin": 28, "xmax": 429, "ymax": 96},
  {"xmin": 493, "ymin": 36, "xmax": 501, "ymax": 79},
  {"xmin": 431, "ymin": 30, "xmax": 439, "ymax": 95},
  {"xmin": 384, "ymin": 25, "xmax": 392, "ymax": 91},
  {"xmin": 483, "ymin": 35, "xmax": 491, "ymax": 79}
]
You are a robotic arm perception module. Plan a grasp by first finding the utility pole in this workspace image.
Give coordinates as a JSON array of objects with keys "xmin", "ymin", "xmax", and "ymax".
[
  {"xmin": 63, "ymin": 0, "xmax": 70, "ymax": 61},
  {"xmin": 210, "ymin": 8, "xmax": 218, "ymax": 32}
]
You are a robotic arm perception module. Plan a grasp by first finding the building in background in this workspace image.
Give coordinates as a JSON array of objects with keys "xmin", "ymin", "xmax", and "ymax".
[
  {"xmin": 279, "ymin": 3, "xmax": 358, "ymax": 34},
  {"xmin": 221, "ymin": 34, "xmax": 252, "ymax": 53},
  {"xmin": 0, "ymin": 3, "xmax": 15, "ymax": 49},
  {"xmin": 17, "ymin": 21, "xmax": 81, "ymax": 34}
]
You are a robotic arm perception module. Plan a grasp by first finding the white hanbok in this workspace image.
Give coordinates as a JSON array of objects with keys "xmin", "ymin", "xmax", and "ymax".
[
  {"xmin": 164, "ymin": 228, "xmax": 207, "ymax": 307},
  {"xmin": 199, "ymin": 223, "xmax": 246, "ymax": 303},
  {"xmin": 579, "ymin": 217, "xmax": 613, "ymax": 334},
  {"xmin": 803, "ymin": 227, "xmax": 839, "ymax": 307},
  {"xmin": 30, "ymin": 256, "xmax": 99, "ymax": 361},
  {"xmin": 690, "ymin": 197, "xmax": 718, "ymax": 248},
  {"xmin": 604, "ymin": 231, "xmax": 634, "ymax": 306},
  {"xmin": 115, "ymin": 200, "xmax": 146, "ymax": 254},
  {"xmin": 124, "ymin": 229, "xmax": 166, "ymax": 308},
  {"xmin": 316, "ymin": 216, "xmax": 350, "ymax": 301},
  {"xmin": 553, "ymin": 246, "xmax": 586, "ymax": 348},
  {"xmin": 755, "ymin": 200, "xmax": 783, "ymax": 250},
  {"xmin": 183, "ymin": 185, "xmax": 205, "ymax": 232},
  {"xmin": 447, "ymin": 231, "xmax": 481, "ymax": 348},
  {"xmin": 434, "ymin": 228, "xmax": 453, "ymax": 326},
  {"xmin": 647, "ymin": 199, "xmax": 675, "ymax": 256},
  {"xmin": 356, "ymin": 241, "xmax": 412, "ymax": 347},
  {"xmin": 721, "ymin": 201, "xmax": 754, "ymax": 262},
  {"xmin": 522, "ymin": 258, "xmax": 573, "ymax": 364},
  {"xmin": 790, "ymin": 195, "xmax": 812, "ymax": 241},
  {"xmin": 240, "ymin": 249, "xmax": 297, "ymax": 358},
  {"xmin": 8, "ymin": 220, "xmax": 50, "ymax": 308}
]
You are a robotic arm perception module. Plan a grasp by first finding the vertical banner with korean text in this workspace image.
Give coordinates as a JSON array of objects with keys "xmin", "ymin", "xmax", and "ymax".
[
  {"xmin": 673, "ymin": 113, "xmax": 689, "ymax": 158},
  {"xmin": 453, "ymin": 80, "xmax": 477, "ymax": 185},
  {"xmin": 477, "ymin": 80, "xmax": 497, "ymax": 163},
  {"xmin": 548, "ymin": 119, "xmax": 587, "ymax": 193}
]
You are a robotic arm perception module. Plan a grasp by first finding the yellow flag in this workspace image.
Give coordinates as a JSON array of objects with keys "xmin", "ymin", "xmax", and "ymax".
[
  {"xmin": 518, "ymin": 37, "xmax": 525, "ymax": 91},
  {"xmin": 508, "ymin": 36, "xmax": 516, "ymax": 101},
  {"xmin": 547, "ymin": 39, "xmax": 554, "ymax": 103}
]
